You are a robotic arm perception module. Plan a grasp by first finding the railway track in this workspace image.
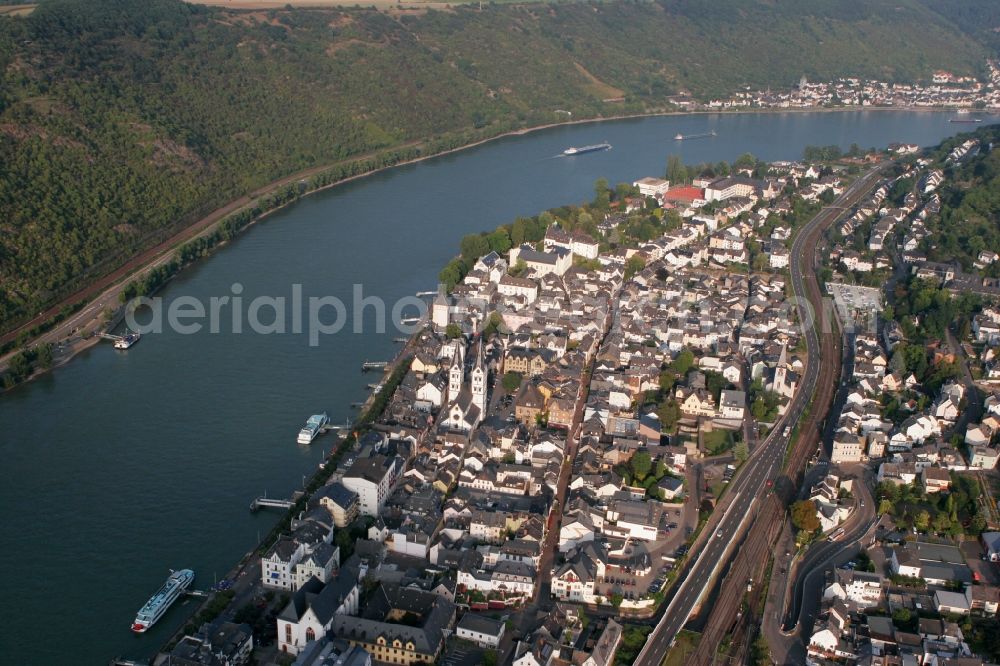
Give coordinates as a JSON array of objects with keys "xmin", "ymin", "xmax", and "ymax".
[{"xmin": 679, "ymin": 166, "xmax": 887, "ymax": 664}]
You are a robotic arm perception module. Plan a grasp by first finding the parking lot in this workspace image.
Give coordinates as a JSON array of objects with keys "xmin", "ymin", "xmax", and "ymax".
[{"xmin": 594, "ymin": 492, "xmax": 698, "ymax": 601}]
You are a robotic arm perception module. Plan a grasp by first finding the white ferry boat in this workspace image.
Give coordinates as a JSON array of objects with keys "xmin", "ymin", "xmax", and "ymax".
[
  {"xmin": 297, "ymin": 412, "xmax": 329, "ymax": 444},
  {"xmin": 114, "ymin": 331, "xmax": 140, "ymax": 350},
  {"xmin": 132, "ymin": 569, "xmax": 194, "ymax": 633}
]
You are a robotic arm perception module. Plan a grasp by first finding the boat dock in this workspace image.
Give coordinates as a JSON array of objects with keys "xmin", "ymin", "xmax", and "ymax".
[
  {"xmin": 361, "ymin": 360, "xmax": 387, "ymax": 372},
  {"xmin": 97, "ymin": 332, "xmax": 127, "ymax": 343},
  {"xmin": 249, "ymin": 491, "xmax": 305, "ymax": 512}
]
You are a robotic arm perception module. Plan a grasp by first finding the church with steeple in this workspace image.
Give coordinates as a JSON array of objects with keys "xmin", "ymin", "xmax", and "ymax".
[{"xmin": 445, "ymin": 339, "xmax": 487, "ymax": 432}]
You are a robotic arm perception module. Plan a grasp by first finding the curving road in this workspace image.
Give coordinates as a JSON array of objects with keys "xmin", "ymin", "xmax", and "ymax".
[
  {"xmin": 782, "ymin": 468, "xmax": 877, "ymax": 630},
  {"xmin": 634, "ymin": 166, "xmax": 887, "ymax": 666}
]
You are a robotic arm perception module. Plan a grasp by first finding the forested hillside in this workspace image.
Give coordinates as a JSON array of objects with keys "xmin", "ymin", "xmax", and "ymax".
[
  {"xmin": 0, "ymin": 0, "xmax": 993, "ymax": 333},
  {"xmin": 923, "ymin": 126, "xmax": 1000, "ymax": 275}
]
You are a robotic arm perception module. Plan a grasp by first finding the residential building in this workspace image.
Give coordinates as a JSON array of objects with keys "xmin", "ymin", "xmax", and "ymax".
[
  {"xmin": 342, "ymin": 455, "xmax": 404, "ymax": 517},
  {"xmin": 456, "ymin": 614, "xmax": 505, "ymax": 648},
  {"xmin": 317, "ymin": 483, "xmax": 360, "ymax": 528}
]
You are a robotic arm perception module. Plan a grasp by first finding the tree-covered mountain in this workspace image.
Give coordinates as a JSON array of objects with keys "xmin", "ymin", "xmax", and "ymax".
[{"xmin": 0, "ymin": 0, "xmax": 994, "ymax": 333}]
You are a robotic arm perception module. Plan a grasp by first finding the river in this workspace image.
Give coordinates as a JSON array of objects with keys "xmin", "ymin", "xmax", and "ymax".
[{"xmin": 0, "ymin": 110, "xmax": 995, "ymax": 664}]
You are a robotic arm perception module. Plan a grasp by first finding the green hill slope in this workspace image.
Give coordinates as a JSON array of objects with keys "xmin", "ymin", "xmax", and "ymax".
[{"xmin": 0, "ymin": 0, "xmax": 992, "ymax": 332}]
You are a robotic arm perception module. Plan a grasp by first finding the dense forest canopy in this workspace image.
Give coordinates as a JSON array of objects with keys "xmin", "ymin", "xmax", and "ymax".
[{"xmin": 0, "ymin": 0, "xmax": 996, "ymax": 333}]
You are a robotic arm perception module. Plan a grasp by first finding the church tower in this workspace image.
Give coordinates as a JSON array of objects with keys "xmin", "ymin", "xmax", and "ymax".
[
  {"xmin": 448, "ymin": 340, "xmax": 465, "ymax": 404},
  {"xmin": 774, "ymin": 342, "xmax": 788, "ymax": 392},
  {"xmin": 471, "ymin": 342, "xmax": 487, "ymax": 414}
]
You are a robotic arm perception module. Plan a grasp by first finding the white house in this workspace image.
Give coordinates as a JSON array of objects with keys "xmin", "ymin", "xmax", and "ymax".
[
  {"xmin": 456, "ymin": 614, "xmax": 505, "ymax": 649},
  {"xmin": 718, "ymin": 389, "xmax": 746, "ymax": 421},
  {"xmin": 498, "ymin": 274, "xmax": 539, "ymax": 303},
  {"xmin": 633, "ymin": 177, "xmax": 670, "ymax": 199},
  {"xmin": 416, "ymin": 375, "xmax": 447, "ymax": 408},
  {"xmin": 509, "ymin": 245, "xmax": 572, "ymax": 277},
  {"xmin": 262, "ymin": 538, "xmax": 306, "ymax": 591},
  {"xmin": 342, "ymin": 454, "xmax": 403, "ymax": 517}
]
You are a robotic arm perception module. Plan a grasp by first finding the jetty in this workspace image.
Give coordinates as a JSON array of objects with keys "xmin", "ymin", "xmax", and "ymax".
[
  {"xmin": 319, "ymin": 420, "xmax": 351, "ymax": 433},
  {"xmin": 361, "ymin": 360, "xmax": 387, "ymax": 372},
  {"xmin": 249, "ymin": 490, "xmax": 304, "ymax": 512}
]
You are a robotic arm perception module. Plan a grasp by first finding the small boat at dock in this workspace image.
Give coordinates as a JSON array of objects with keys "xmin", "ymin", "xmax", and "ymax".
[{"xmin": 114, "ymin": 331, "xmax": 140, "ymax": 350}]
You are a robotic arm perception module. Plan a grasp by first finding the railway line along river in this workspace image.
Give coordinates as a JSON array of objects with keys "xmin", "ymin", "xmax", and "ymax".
[{"xmin": 1, "ymin": 110, "xmax": 995, "ymax": 664}]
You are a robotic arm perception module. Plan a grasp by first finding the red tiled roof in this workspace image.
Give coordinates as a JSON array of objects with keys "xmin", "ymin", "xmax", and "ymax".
[{"xmin": 664, "ymin": 186, "xmax": 704, "ymax": 202}]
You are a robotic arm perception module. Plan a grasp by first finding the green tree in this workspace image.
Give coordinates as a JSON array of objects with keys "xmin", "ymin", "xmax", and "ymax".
[
  {"xmin": 439, "ymin": 260, "xmax": 465, "ymax": 291},
  {"xmin": 790, "ymin": 500, "xmax": 820, "ymax": 533},
  {"xmin": 932, "ymin": 512, "xmax": 951, "ymax": 534},
  {"xmin": 658, "ymin": 400, "xmax": 681, "ymax": 433},
  {"xmin": 483, "ymin": 312, "xmax": 510, "ymax": 338},
  {"xmin": 734, "ymin": 152, "xmax": 757, "ymax": 170},
  {"xmin": 593, "ymin": 178, "xmax": 611, "ymax": 210},
  {"xmin": 487, "ymin": 228, "xmax": 512, "ymax": 254},
  {"xmin": 914, "ymin": 509, "xmax": 930, "ymax": 532},
  {"xmin": 658, "ymin": 369, "xmax": 676, "ymax": 393},
  {"xmin": 609, "ymin": 592, "xmax": 623, "ymax": 608},
  {"xmin": 445, "ymin": 323, "xmax": 462, "ymax": 339},
  {"xmin": 624, "ymin": 255, "xmax": 646, "ymax": 280},
  {"xmin": 672, "ymin": 348, "xmax": 695, "ymax": 375},
  {"xmin": 460, "ymin": 233, "xmax": 490, "ymax": 261},
  {"xmin": 733, "ymin": 440, "xmax": 748, "ymax": 463},
  {"xmin": 631, "ymin": 450, "xmax": 653, "ymax": 481},
  {"xmin": 664, "ymin": 209, "xmax": 682, "ymax": 231},
  {"xmin": 36, "ymin": 343, "xmax": 54, "ymax": 370},
  {"xmin": 502, "ymin": 371, "xmax": 523, "ymax": 393},
  {"xmin": 750, "ymin": 636, "xmax": 771, "ymax": 666},
  {"xmin": 8, "ymin": 350, "xmax": 31, "ymax": 380},
  {"xmin": 335, "ymin": 529, "xmax": 355, "ymax": 560},
  {"xmin": 666, "ymin": 154, "xmax": 688, "ymax": 184},
  {"xmin": 878, "ymin": 499, "xmax": 894, "ymax": 516}
]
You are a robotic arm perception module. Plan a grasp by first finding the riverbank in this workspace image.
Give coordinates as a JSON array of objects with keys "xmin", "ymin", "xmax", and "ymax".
[
  {"xmin": 3, "ymin": 106, "xmax": 992, "ymax": 665},
  {"xmin": 0, "ymin": 104, "xmax": 984, "ymax": 390}
]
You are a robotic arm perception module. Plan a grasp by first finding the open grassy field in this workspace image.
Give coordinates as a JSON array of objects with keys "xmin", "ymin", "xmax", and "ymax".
[{"xmin": 663, "ymin": 630, "xmax": 701, "ymax": 666}]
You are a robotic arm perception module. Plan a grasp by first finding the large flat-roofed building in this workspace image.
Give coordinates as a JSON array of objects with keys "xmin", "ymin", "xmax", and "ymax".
[
  {"xmin": 342, "ymin": 455, "xmax": 403, "ymax": 517},
  {"xmin": 633, "ymin": 177, "xmax": 670, "ymax": 199}
]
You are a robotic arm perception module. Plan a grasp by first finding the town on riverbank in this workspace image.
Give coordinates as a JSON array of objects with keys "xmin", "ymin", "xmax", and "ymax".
[
  {"xmin": 126, "ymin": 124, "xmax": 1000, "ymax": 666},
  {"xmin": 6, "ymin": 56, "xmax": 1000, "ymax": 392}
]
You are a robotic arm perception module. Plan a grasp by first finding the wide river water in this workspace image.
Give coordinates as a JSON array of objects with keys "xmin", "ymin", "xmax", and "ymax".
[{"xmin": 1, "ymin": 110, "xmax": 996, "ymax": 664}]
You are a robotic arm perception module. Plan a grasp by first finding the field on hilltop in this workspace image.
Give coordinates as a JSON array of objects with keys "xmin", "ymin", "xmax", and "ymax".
[{"xmin": 0, "ymin": 0, "xmax": 996, "ymax": 334}]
